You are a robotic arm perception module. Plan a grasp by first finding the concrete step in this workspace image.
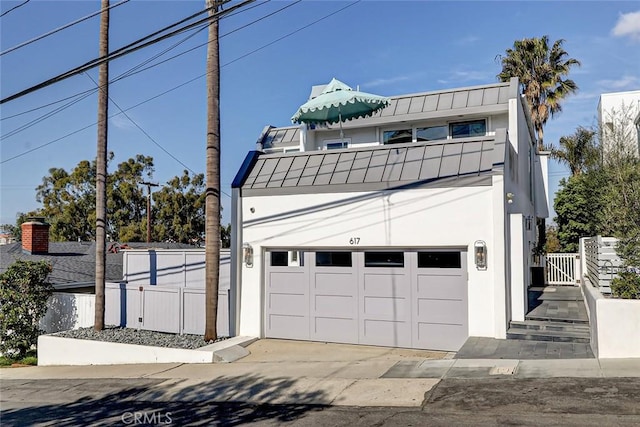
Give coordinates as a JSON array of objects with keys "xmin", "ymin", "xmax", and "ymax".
[
  {"xmin": 506, "ymin": 328, "xmax": 590, "ymax": 344},
  {"xmin": 510, "ymin": 320, "xmax": 590, "ymax": 333},
  {"xmin": 525, "ymin": 313, "xmax": 589, "ymax": 324}
]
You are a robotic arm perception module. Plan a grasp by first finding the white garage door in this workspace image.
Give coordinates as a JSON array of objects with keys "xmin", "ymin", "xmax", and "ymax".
[{"xmin": 265, "ymin": 249, "xmax": 467, "ymax": 351}]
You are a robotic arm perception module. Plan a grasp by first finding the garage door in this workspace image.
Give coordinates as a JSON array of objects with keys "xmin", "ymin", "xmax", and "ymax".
[{"xmin": 265, "ymin": 249, "xmax": 467, "ymax": 351}]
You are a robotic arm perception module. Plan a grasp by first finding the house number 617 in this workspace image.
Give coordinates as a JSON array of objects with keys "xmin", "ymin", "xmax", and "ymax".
[{"xmin": 349, "ymin": 237, "xmax": 360, "ymax": 245}]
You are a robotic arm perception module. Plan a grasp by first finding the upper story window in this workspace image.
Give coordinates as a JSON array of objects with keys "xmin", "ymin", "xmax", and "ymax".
[
  {"xmin": 416, "ymin": 125, "xmax": 448, "ymax": 142},
  {"xmin": 450, "ymin": 120, "xmax": 486, "ymax": 139},
  {"xmin": 323, "ymin": 138, "xmax": 350, "ymax": 150},
  {"xmin": 383, "ymin": 129, "xmax": 412, "ymax": 145}
]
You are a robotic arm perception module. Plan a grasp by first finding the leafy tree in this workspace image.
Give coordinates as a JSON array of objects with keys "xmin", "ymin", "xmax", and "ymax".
[
  {"xmin": 0, "ymin": 260, "xmax": 53, "ymax": 359},
  {"xmin": 17, "ymin": 154, "xmax": 210, "ymax": 244},
  {"xmin": 549, "ymin": 126, "xmax": 600, "ymax": 175},
  {"xmin": 108, "ymin": 155, "xmax": 154, "ymax": 242},
  {"xmin": 152, "ymin": 171, "xmax": 205, "ymax": 244},
  {"xmin": 498, "ymin": 36, "xmax": 581, "ymax": 150},
  {"xmin": 36, "ymin": 160, "xmax": 97, "ymax": 241},
  {"xmin": 553, "ymin": 172, "xmax": 605, "ymax": 252},
  {"xmin": 543, "ymin": 225, "xmax": 561, "ymax": 253},
  {"xmin": 33, "ymin": 153, "xmax": 153, "ymax": 242}
]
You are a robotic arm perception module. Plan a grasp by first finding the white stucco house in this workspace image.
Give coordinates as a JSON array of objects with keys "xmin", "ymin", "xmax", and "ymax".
[
  {"xmin": 597, "ymin": 89, "xmax": 640, "ymax": 158},
  {"xmin": 229, "ymin": 77, "xmax": 549, "ymax": 351}
]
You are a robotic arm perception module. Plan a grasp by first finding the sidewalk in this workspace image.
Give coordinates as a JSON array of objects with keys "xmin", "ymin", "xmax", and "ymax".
[{"xmin": 2, "ymin": 339, "xmax": 639, "ymax": 407}]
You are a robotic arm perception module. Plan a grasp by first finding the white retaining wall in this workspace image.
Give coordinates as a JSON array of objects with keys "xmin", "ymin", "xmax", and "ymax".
[{"xmin": 582, "ymin": 281, "xmax": 640, "ymax": 358}]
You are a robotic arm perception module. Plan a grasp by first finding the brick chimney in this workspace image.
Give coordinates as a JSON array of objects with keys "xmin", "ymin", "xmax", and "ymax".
[{"xmin": 21, "ymin": 218, "xmax": 50, "ymax": 254}]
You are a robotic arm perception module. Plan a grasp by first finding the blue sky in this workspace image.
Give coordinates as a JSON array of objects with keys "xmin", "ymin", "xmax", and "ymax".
[{"xmin": 1, "ymin": 0, "xmax": 639, "ymax": 229}]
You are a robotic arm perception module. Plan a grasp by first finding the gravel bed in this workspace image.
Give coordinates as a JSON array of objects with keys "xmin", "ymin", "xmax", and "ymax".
[{"xmin": 53, "ymin": 326, "xmax": 228, "ymax": 350}]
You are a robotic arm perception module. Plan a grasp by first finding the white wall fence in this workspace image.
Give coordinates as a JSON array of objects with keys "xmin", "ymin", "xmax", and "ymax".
[
  {"xmin": 545, "ymin": 253, "xmax": 579, "ymax": 286},
  {"xmin": 105, "ymin": 283, "xmax": 229, "ymax": 336},
  {"xmin": 582, "ymin": 236, "xmax": 623, "ymax": 294},
  {"xmin": 41, "ymin": 249, "xmax": 232, "ymax": 336},
  {"xmin": 41, "ymin": 292, "xmax": 97, "ymax": 333}
]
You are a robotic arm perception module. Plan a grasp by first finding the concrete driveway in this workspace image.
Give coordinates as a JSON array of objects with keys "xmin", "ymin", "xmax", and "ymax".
[{"xmin": 239, "ymin": 338, "xmax": 449, "ymax": 363}]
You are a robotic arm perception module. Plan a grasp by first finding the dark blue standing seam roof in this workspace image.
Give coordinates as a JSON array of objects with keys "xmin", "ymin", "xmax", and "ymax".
[{"xmin": 240, "ymin": 129, "xmax": 507, "ymax": 197}]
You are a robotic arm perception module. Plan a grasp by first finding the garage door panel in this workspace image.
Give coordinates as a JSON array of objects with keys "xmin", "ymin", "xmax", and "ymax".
[
  {"xmin": 314, "ymin": 273, "xmax": 356, "ymax": 294},
  {"xmin": 361, "ymin": 319, "xmax": 411, "ymax": 347},
  {"xmin": 313, "ymin": 317, "xmax": 358, "ymax": 343},
  {"xmin": 363, "ymin": 274, "xmax": 409, "ymax": 296},
  {"xmin": 268, "ymin": 314, "xmax": 309, "ymax": 339},
  {"xmin": 314, "ymin": 295, "xmax": 356, "ymax": 317},
  {"xmin": 416, "ymin": 322, "xmax": 466, "ymax": 351},
  {"xmin": 417, "ymin": 275, "xmax": 465, "ymax": 300},
  {"xmin": 363, "ymin": 296, "xmax": 409, "ymax": 318},
  {"xmin": 418, "ymin": 298, "xmax": 465, "ymax": 324},
  {"xmin": 269, "ymin": 293, "xmax": 307, "ymax": 315},
  {"xmin": 268, "ymin": 272, "xmax": 307, "ymax": 291}
]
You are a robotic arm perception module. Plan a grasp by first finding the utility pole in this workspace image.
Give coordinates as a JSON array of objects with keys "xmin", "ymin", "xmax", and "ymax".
[
  {"xmin": 141, "ymin": 181, "xmax": 159, "ymax": 243},
  {"xmin": 204, "ymin": 0, "xmax": 221, "ymax": 342},
  {"xmin": 94, "ymin": 0, "xmax": 109, "ymax": 331}
]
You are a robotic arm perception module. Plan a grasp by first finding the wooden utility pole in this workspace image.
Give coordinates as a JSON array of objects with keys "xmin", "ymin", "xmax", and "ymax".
[
  {"xmin": 204, "ymin": 0, "xmax": 221, "ymax": 342},
  {"xmin": 141, "ymin": 181, "xmax": 159, "ymax": 243},
  {"xmin": 94, "ymin": 0, "xmax": 109, "ymax": 331}
]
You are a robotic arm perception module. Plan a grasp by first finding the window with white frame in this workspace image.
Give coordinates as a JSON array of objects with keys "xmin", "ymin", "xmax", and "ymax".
[{"xmin": 323, "ymin": 138, "xmax": 350, "ymax": 150}]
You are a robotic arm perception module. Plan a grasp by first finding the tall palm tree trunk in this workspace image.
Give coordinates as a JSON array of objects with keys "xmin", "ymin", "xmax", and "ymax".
[
  {"xmin": 94, "ymin": 0, "xmax": 109, "ymax": 331},
  {"xmin": 204, "ymin": 0, "xmax": 220, "ymax": 342}
]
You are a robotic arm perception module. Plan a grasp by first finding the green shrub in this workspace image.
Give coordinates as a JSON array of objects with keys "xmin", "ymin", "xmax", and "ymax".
[
  {"xmin": 0, "ymin": 260, "xmax": 53, "ymax": 359},
  {"xmin": 611, "ymin": 270, "xmax": 640, "ymax": 299}
]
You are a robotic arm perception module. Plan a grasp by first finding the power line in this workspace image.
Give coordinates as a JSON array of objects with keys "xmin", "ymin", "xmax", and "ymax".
[
  {"xmin": 0, "ymin": 0, "xmax": 130, "ymax": 56},
  {"xmin": 1, "ymin": 0, "xmax": 361, "ymax": 164},
  {"xmin": 83, "ymin": 73, "xmax": 197, "ymax": 177},
  {"xmin": 0, "ymin": 0, "xmax": 272, "ymax": 123},
  {"xmin": 0, "ymin": 0, "xmax": 30, "ymax": 18},
  {"xmin": 0, "ymin": 0, "xmax": 254, "ymax": 104},
  {"xmin": 1, "ymin": 23, "xmax": 209, "ymax": 141}
]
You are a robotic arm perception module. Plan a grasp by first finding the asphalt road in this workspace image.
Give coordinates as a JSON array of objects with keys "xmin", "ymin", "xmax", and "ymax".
[{"xmin": 2, "ymin": 377, "xmax": 640, "ymax": 426}]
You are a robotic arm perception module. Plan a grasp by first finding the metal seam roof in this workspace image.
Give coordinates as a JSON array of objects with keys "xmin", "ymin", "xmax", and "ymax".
[{"xmin": 241, "ymin": 130, "xmax": 507, "ymax": 195}]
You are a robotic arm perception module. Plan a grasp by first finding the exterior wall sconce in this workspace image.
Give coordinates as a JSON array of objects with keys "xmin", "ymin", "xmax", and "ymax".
[
  {"xmin": 474, "ymin": 240, "xmax": 487, "ymax": 270},
  {"xmin": 243, "ymin": 243, "xmax": 254, "ymax": 268}
]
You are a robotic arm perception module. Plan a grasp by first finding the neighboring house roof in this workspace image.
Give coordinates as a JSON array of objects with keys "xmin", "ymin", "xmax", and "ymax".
[
  {"xmin": 0, "ymin": 241, "xmax": 195, "ymax": 288},
  {"xmin": 235, "ymin": 130, "xmax": 507, "ymax": 196},
  {"xmin": 259, "ymin": 79, "xmax": 518, "ymax": 149}
]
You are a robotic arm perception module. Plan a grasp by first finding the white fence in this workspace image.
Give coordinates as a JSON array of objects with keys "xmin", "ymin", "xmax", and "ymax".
[
  {"xmin": 105, "ymin": 283, "xmax": 229, "ymax": 336},
  {"xmin": 40, "ymin": 292, "xmax": 97, "ymax": 333},
  {"xmin": 41, "ymin": 249, "xmax": 231, "ymax": 336},
  {"xmin": 545, "ymin": 253, "xmax": 579, "ymax": 286},
  {"xmin": 582, "ymin": 236, "xmax": 622, "ymax": 294},
  {"xmin": 106, "ymin": 248, "xmax": 231, "ymax": 335}
]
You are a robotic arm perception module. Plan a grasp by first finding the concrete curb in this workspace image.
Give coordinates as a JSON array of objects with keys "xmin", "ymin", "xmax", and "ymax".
[{"xmin": 37, "ymin": 335, "xmax": 258, "ymax": 366}]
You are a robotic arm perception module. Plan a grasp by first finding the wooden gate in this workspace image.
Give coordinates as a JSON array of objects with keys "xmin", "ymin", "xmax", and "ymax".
[{"xmin": 545, "ymin": 253, "xmax": 579, "ymax": 286}]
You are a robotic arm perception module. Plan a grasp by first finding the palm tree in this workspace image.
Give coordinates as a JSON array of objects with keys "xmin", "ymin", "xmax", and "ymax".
[
  {"xmin": 204, "ymin": 0, "xmax": 221, "ymax": 342},
  {"xmin": 550, "ymin": 126, "xmax": 599, "ymax": 176},
  {"xmin": 498, "ymin": 36, "xmax": 581, "ymax": 150},
  {"xmin": 94, "ymin": 0, "xmax": 109, "ymax": 331}
]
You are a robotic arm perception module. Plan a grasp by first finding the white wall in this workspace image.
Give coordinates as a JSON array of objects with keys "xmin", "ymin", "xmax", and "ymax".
[
  {"xmin": 598, "ymin": 90, "xmax": 640, "ymax": 157},
  {"xmin": 238, "ymin": 184, "xmax": 503, "ymax": 339},
  {"xmin": 582, "ymin": 281, "xmax": 640, "ymax": 358}
]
